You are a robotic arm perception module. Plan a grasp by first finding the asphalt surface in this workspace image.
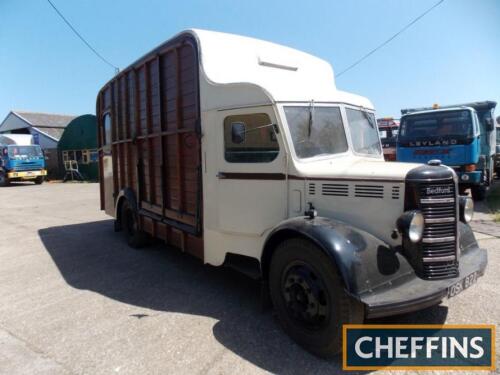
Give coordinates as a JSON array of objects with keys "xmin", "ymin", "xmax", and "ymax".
[{"xmin": 0, "ymin": 182, "xmax": 498, "ymax": 375}]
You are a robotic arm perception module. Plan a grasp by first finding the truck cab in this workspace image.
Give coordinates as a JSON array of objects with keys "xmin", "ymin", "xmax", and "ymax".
[
  {"xmin": 97, "ymin": 30, "xmax": 487, "ymax": 358},
  {"xmin": 397, "ymin": 102, "xmax": 497, "ymax": 200},
  {"xmin": 0, "ymin": 134, "xmax": 46, "ymax": 186}
]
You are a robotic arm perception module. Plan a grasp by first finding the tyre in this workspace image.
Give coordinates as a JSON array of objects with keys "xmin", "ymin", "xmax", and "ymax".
[
  {"xmin": 120, "ymin": 200, "xmax": 149, "ymax": 248},
  {"xmin": 471, "ymin": 185, "xmax": 487, "ymax": 201},
  {"xmin": 269, "ymin": 238, "xmax": 364, "ymax": 358},
  {"xmin": 34, "ymin": 176, "xmax": 44, "ymax": 185},
  {"xmin": 0, "ymin": 173, "xmax": 10, "ymax": 187}
]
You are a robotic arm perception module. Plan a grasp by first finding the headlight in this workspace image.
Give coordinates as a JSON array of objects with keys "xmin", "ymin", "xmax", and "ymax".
[
  {"xmin": 459, "ymin": 196, "xmax": 474, "ymax": 223},
  {"xmin": 398, "ymin": 210, "xmax": 424, "ymax": 243}
]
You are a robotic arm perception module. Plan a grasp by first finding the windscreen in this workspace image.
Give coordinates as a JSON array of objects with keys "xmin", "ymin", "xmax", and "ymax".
[
  {"xmin": 399, "ymin": 110, "xmax": 473, "ymax": 140},
  {"xmin": 346, "ymin": 108, "xmax": 381, "ymax": 155},
  {"xmin": 284, "ymin": 106, "xmax": 348, "ymax": 159},
  {"xmin": 8, "ymin": 145, "xmax": 43, "ymax": 158}
]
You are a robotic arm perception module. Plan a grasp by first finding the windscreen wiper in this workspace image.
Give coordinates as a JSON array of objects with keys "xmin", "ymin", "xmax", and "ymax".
[{"xmin": 308, "ymin": 100, "xmax": 315, "ymax": 137}]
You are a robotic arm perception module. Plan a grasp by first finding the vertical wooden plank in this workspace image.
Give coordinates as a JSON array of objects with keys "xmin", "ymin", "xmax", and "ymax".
[
  {"xmin": 117, "ymin": 76, "xmax": 125, "ymax": 189},
  {"xmin": 174, "ymin": 47, "xmax": 185, "ymax": 213},
  {"xmin": 98, "ymin": 92, "xmax": 105, "ymax": 210},
  {"xmin": 157, "ymin": 54, "xmax": 166, "ymax": 212},
  {"xmin": 145, "ymin": 61, "xmax": 155, "ymax": 205},
  {"xmin": 111, "ymin": 82, "xmax": 119, "ymax": 199},
  {"xmin": 134, "ymin": 68, "xmax": 142, "ymax": 204},
  {"xmin": 124, "ymin": 72, "xmax": 131, "ymax": 188}
]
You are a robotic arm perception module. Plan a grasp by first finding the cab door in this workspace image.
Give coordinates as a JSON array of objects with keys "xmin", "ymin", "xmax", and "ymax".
[{"xmin": 215, "ymin": 106, "xmax": 286, "ymax": 236}]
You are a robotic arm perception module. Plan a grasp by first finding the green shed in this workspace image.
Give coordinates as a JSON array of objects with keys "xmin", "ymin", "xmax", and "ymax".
[{"xmin": 58, "ymin": 114, "xmax": 99, "ymax": 181}]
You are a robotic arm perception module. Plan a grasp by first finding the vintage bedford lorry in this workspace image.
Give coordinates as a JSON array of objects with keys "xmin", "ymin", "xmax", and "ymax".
[{"xmin": 97, "ymin": 30, "xmax": 486, "ymax": 357}]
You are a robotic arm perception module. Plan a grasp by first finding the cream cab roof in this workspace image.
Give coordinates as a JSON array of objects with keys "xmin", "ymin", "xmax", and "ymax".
[{"xmin": 186, "ymin": 29, "xmax": 374, "ymax": 109}]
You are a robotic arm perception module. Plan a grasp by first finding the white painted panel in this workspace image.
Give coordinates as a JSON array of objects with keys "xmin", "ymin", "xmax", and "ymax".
[{"xmin": 217, "ymin": 180, "xmax": 285, "ymax": 235}]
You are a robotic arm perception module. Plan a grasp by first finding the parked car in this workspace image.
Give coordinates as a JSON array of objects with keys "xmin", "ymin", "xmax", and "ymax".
[
  {"xmin": 397, "ymin": 102, "xmax": 497, "ymax": 200},
  {"xmin": 97, "ymin": 29, "xmax": 486, "ymax": 358},
  {"xmin": 377, "ymin": 117, "xmax": 399, "ymax": 161},
  {"xmin": 0, "ymin": 134, "xmax": 46, "ymax": 186}
]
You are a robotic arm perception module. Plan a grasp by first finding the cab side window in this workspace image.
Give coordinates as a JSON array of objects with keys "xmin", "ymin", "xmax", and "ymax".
[{"xmin": 223, "ymin": 113, "xmax": 279, "ymax": 163}]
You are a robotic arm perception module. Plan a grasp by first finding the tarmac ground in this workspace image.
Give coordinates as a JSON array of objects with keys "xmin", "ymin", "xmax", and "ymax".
[{"xmin": 0, "ymin": 182, "xmax": 498, "ymax": 374}]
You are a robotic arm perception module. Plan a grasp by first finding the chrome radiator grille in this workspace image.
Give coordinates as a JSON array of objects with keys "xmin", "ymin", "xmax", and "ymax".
[{"xmin": 418, "ymin": 183, "xmax": 458, "ymax": 279}]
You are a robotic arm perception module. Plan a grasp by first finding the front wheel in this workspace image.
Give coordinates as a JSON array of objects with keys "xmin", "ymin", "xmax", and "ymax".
[
  {"xmin": 471, "ymin": 185, "xmax": 487, "ymax": 201},
  {"xmin": 34, "ymin": 176, "xmax": 44, "ymax": 185},
  {"xmin": 269, "ymin": 238, "xmax": 364, "ymax": 358},
  {"xmin": 0, "ymin": 173, "xmax": 10, "ymax": 187}
]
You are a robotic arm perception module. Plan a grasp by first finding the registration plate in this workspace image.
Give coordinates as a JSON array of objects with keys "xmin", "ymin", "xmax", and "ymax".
[{"xmin": 448, "ymin": 272, "xmax": 478, "ymax": 298}]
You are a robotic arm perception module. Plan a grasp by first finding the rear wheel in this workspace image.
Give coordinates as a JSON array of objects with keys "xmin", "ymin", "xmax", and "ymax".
[
  {"xmin": 269, "ymin": 238, "xmax": 364, "ymax": 358},
  {"xmin": 34, "ymin": 176, "xmax": 44, "ymax": 185},
  {"xmin": 120, "ymin": 200, "xmax": 149, "ymax": 248}
]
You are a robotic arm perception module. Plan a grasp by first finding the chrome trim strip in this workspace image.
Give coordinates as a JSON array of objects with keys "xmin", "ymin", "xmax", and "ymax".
[
  {"xmin": 422, "ymin": 255, "xmax": 456, "ymax": 263},
  {"xmin": 422, "ymin": 236, "xmax": 456, "ymax": 244},
  {"xmin": 421, "ymin": 198, "xmax": 455, "ymax": 204},
  {"xmin": 425, "ymin": 217, "xmax": 455, "ymax": 223}
]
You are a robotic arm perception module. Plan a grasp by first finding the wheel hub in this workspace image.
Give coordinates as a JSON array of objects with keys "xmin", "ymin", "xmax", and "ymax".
[{"xmin": 282, "ymin": 264, "xmax": 329, "ymax": 329}]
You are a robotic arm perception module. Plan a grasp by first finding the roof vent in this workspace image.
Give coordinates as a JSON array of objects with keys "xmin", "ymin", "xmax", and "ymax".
[{"xmin": 257, "ymin": 56, "xmax": 298, "ymax": 71}]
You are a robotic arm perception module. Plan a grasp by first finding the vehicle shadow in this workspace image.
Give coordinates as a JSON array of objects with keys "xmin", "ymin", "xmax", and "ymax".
[
  {"xmin": 2, "ymin": 182, "xmax": 37, "ymax": 188},
  {"xmin": 38, "ymin": 220, "xmax": 447, "ymax": 374}
]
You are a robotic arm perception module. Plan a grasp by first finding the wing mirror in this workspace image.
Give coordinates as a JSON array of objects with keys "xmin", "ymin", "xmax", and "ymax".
[
  {"xmin": 496, "ymin": 116, "xmax": 500, "ymax": 126},
  {"xmin": 231, "ymin": 122, "xmax": 246, "ymax": 144}
]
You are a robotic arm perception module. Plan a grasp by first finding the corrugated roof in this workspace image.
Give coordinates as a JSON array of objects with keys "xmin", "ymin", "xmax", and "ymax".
[
  {"xmin": 33, "ymin": 126, "xmax": 66, "ymax": 140},
  {"xmin": 14, "ymin": 111, "xmax": 77, "ymax": 128}
]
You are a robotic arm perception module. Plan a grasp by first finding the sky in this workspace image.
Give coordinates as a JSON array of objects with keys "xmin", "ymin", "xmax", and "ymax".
[{"xmin": 1, "ymin": 0, "xmax": 499, "ymax": 121}]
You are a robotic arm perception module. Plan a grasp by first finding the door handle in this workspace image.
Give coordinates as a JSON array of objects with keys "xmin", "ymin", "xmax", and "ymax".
[{"xmin": 216, "ymin": 172, "xmax": 227, "ymax": 179}]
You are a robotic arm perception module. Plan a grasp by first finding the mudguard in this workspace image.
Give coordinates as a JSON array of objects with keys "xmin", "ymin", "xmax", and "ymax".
[
  {"xmin": 114, "ymin": 188, "xmax": 138, "ymax": 230},
  {"xmin": 263, "ymin": 216, "xmax": 414, "ymax": 297}
]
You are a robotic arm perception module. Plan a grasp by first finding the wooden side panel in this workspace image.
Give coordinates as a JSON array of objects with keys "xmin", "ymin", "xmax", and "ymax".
[{"xmin": 97, "ymin": 34, "xmax": 203, "ymax": 260}]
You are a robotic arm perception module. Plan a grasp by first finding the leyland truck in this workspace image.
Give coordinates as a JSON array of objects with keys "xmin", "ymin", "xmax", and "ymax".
[
  {"xmin": 0, "ymin": 134, "xmax": 46, "ymax": 186},
  {"xmin": 397, "ymin": 102, "xmax": 497, "ymax": 200},
  {"xmin": 97, "ymin": 30, "xmax": 486, "ymax": 358}
]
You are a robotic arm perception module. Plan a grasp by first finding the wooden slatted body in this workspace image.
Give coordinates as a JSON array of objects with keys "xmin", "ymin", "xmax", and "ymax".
[{"xmin": 97, "ymin": 34, "xmax": 203, "ymax": 259}]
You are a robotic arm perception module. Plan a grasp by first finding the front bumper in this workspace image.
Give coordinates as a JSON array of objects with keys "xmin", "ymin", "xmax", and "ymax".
[
  {"xmin": 360, "ymin": 245, "xmax": 487, "ymax": 318},
  {"xmin": 455, "ymin": 170, "xmax": 482, "ymax": 184},
  {"xmin": 7, "ymin": 169, "xmax": 47, "ymax": 179}
]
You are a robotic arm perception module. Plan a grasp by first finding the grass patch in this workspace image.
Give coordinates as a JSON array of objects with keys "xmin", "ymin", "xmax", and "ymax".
[{"xmin": 487, "ymin": 183, "xmax": 500, "ymax": 222}]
